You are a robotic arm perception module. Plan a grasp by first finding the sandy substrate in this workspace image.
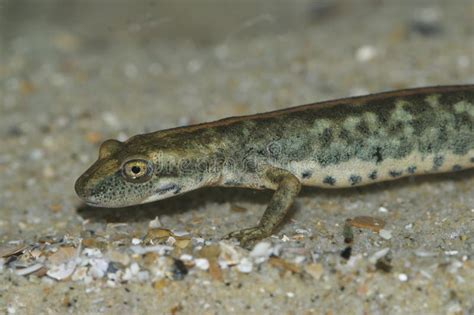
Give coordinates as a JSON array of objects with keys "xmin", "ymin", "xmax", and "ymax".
[{"xmin": 1, "ymin": 1, "xmax": 473, "ymax": 314}]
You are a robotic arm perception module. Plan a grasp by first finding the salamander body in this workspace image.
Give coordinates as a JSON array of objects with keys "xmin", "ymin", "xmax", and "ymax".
[{"xmin": 75, "ymin": 85, "xmax": 474, "ymax": 245}]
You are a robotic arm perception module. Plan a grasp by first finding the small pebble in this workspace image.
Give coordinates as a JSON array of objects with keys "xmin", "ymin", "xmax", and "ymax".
[
  {"xmin": 355, "ymin": 45, "xmax": 378, "ymax": 62},
  {"xmin": 131, "ymin": 238, "xmax": 142, "ymax": 245},
  {"xmin": 172, "ymin": 230, "xmax": 190, "ymax": 237},
  {"xmin": 117, "ymin": 132, "xmax": 129, "ymax": 142},
  {"xmin": 88, "ymin": 259, "xmax": 109, "ymax": 278},
  {"xmin": 340, "ymin": 246, "xmax": 352, "ymax": 260},
  {"xmin": 379, "ymin": 229, "xmax": 393, "ymax": 240},
  {"xmin": 194, "ymin": 258, "xmax": 210, "ymax": 271},
  {"xmin": 172, "ymin": 259, "xmax": 188, "ymax": 280},
  {"xmin": 447, "ymin": 260, "xmax": 463, "ymax": 274},
  {"xmin": 166, "ymin": 237, "xmax": 176, "ymax": 246},
  {"xmin": 29, "ymin": 149, "xmax": 44, "ymax": 160},
  {"xmin": 71, "ymin": 267, "xmax": 88, "ymax": 282},
  {"xmin": 137, "ymin": 271, "xmax": 150, "ymax": 282},
  {"xmin": 130, "ymin": 262, "xmax": 140, "ymax": 274},
  {"xmin": 83, "ymin": 248, "xmax": 102, "ymax": 258},
  {"xmin": 194, "ymin": 237, "xmax": 205, "ymax": 245},
  {"xmin": 218, "ymin": 241, "xmax": 241, "ymax": 266},
  {"xmin": 108, "ymin": 250, "xmax": 130, "ymax": 266},
  {"xmin": 398, "ymin": 273, "xmax": 408, "ymax": 282},
  {"xmin": 415, "ymin": 250, "xmax": 437, "ymax": 257},
  {"xmin": 179, "ymin": 254, "xmax": 193, "ymax": 262},
  {"xmin": 369, "ymin": 248, "xmax": 391, "ymax": 264},
  {"xmin": 305, "ymin": 263, "xmax": 324, "ymax": 280},
  {"xmin": 294, "ymin": 228, "xmax": 310, "ymax": 235},
  {"xmin": 410, "ymin": 7, "xmax": 442, "ymax": 36},
  {"xmin": 237, "ymin": 258, "xmax": 253, "ymax": 273},
  {"xmin": 294, "ymin": 256, "xmax": 306, "ymax": 264},
  {"xmin": 446, "ymin": 301, "xmax": 462, "ymax": 315},
  {"xmin": 378, "ymin": 206, "xmax": 389, "ymax": 213},
  {"xmin": 101, "ymin": 112, "xmax": 120, "ymax": 128},
  {"xmin": 249, "ymin": 242, "xmax": 272, "ymax": 258}
]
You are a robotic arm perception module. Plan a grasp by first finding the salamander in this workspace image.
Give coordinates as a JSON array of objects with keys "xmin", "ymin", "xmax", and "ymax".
[{"xmin": 75, "ymin": 85, "xmax": 474, "ymax": 245}]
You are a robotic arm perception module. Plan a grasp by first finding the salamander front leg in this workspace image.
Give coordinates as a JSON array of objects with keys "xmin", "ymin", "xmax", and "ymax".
[{"xmin": 225, "ymin": 168, "xmax": 301, "ymax": 247}]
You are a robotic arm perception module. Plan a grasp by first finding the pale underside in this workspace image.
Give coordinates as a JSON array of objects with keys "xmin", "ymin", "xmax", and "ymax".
[{"xmin": 290, "ymin": 149, "xmax": 474, "ymax": 188}]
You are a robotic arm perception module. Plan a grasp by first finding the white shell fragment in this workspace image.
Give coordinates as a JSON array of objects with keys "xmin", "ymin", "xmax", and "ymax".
[
  {"xmin": 237, "ymin": 258, "xmax": 253, "ymax": 273},
  {"xmin": 47, "ymin": 261, "xmax": 77, "ymax": 280},
  {"xmin": 0, "ymin": 244, "xmax": 27, "ymax": 258},
  {"xmin": 130, "ymin": 245, "xmax": 174, "ymax": 255},
  {"xmin": 15, "ymin": 263, "xmax": 44, "ymax": 276},
  {"xmin": 88, "ymin": 258, "xmax": 109, "ymax": 278},
  {"xmin": 379, "ymin": 229, "xmax": 393, "ymax": 240},
  {"xmin": 249, "ymin": 242, "xmax": 272, "ymax": 259},
  {"xmin": 195, "ymin": 258, "xmax": 210, "ymax": 271},
  {"xmin": 369, "ymin": 248, "xmax": 391, "ymax": 264},
  {"xmin": 131, "ymin": 238, "xmax": 142, "ymax": 245},
  {"xmin": 218, "ymin": 241, "xmax": 242, "ymax": 267}
]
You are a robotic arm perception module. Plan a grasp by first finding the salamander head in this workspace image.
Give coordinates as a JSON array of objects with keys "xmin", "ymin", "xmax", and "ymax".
[{"xmin": 75, "ymin": 137, "xmax": 206, "ymax": 208}]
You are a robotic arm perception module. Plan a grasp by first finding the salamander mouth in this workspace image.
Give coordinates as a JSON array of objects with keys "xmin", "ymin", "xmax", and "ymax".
[
  {"xmin": 85, "ymin": 200, "xmax": 100, "ymax": 206},
  {"xmin": 155, "ymin": 183, "xmax": 179, "ymax": 195}
]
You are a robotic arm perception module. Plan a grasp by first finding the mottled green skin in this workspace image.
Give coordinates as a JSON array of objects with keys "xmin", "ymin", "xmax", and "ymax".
[{"xmin": 76, "ymin": 85, "xmax": 474, "ymax": 245}]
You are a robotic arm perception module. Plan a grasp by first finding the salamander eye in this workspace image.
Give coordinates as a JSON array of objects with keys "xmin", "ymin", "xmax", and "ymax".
[{"xmin": 122, "ymin": 159, "xmax": 154, "ymax": 183}]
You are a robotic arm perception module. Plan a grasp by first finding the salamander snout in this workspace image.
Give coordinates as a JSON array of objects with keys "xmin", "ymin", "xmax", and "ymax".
[{"xmin": 74, "ymin": 172, "xmax": 99, "ymax": 205}]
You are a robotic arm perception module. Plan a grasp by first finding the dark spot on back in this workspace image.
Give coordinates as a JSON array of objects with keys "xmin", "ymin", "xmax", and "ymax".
[
  {"xmin": 323, "ymin": 176, "xmax": 336, "ymax": 186},
  {"xmin": 349, "ymin": 175, "xmax": 362, "ymax": 186},
  {"xmin": 302, "ymin": 171, "xmax": 312, "ymax": 179},
  {"xmin": 433, "ymin": 155, "xmax": 444, "ymax": 170},
  {"xmin": 426, "ymin": 143, "xmax": 433, "ymax": 153},
  {"xmin": 368, "ymin": 170, "xmax": 378, "ymax": 180},
  {"xmin": 389, "ymin": 170, "xmax": 403, "ymax": 178},
  {"xmin": 452, "ymin": 165, "xmax": 463, "ymax": 171},
  {"xmin": 356, "ymin": 120, "xmax": 370, "ymax": 135},
  {"xmin": 338, "ymin": 128, "xmax": 351, "ymax": 142},
  {"xmin": 407, "ymin": 165, "xmax": 417, "ymax": 174},
  {"xmin": 321, "ymin": 128, "xmax": 333, "ymax": 145},
  {"xmin": 373, "ymin": 147, "xmax": 383, "ymax": 164}
]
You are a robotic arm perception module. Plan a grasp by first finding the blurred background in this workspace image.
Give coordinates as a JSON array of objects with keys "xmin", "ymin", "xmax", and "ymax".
[
  {"xmin": 0, "ymin": 1, "xmax": 473, "ymax": 313},
  {"xmin": 2, "ymin": 0, "xmax": 472, "ymax": 132},
  {"xmin": 1, "ymin": 0, "xmax": 473, "ymax": 254}
]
